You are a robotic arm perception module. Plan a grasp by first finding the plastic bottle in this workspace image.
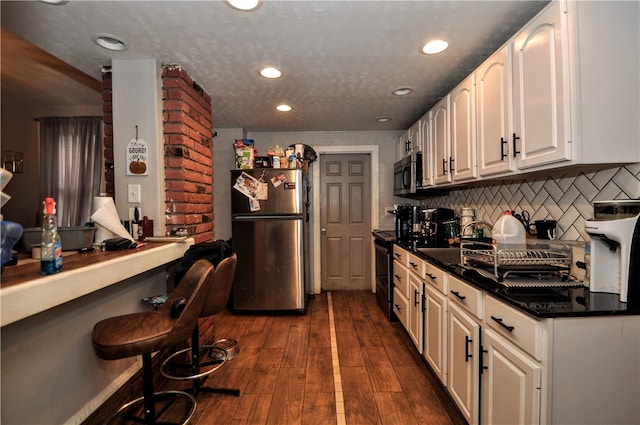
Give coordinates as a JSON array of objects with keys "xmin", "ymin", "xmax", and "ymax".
[
  {"xmin": 492, "ymin": 210, "xmax": 526, "ymax": 251},
  {"xmin": 40, "ymin": 197, "xmax": 63, "ymax": 275}
]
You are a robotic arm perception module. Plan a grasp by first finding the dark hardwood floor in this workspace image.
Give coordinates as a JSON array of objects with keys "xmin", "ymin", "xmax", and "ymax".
[{"xmin": 84, "ymin": 291, "xmax": 466, "ymax": 425}]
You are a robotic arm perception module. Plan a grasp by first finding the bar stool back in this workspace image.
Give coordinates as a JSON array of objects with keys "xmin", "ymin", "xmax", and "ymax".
[{"xmin": 160, "ymin": 253, "xmax": 240, "ymax": 396}]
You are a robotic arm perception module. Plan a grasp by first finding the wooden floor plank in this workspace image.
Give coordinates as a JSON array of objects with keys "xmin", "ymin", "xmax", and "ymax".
[
  {"xmin": 302, "ymin": 392, "xmax": 336, "ymax": 425},
  {"xmin": 374, "ymin": 392, "xmax": 419, "ymax": 425},
  {"xmin": 305, "ymin": 346, "xmax": 334, "ymax": 393},
  {"xmin": 362, "ymin": 346, "xmax": 404, "ymax": 393},
  {"xmin": 341, "ymin": 366, "xmax": 382, "ymax": 425},
  {"xmin": 266, "ymin": 367, "xmax": 306, "ymax": 425}
]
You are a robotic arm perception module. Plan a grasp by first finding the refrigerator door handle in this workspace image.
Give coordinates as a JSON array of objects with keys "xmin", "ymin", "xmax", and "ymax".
[{"xmin": 233, "ymin": 214, "xmax": 303, "ymax": 221}]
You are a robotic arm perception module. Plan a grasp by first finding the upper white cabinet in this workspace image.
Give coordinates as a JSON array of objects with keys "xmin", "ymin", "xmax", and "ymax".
[
  {"xmin": 512, "ymin": 0, "xmax": 570, "ymax": 169},
  {"xmin": 397, "ymin": 120, "xmax": 422, "ymax": 160},
  {"xmin": 477, "ymin": 45, "xmax": 514, "ymax": 176},
  {"xmin": 450, "ymin": 74, "xmax": 478, "ymax": 182},
  {"xmin": 408, "ymin": 0, "xmax": 639, "ymax": 187},
  {"xmin": 419, "ymin": 110, "xmax": 433, "ymax": 187},
  {"xmin": 432, "ymin": 96, "xmax": 451, "ymax": 185}
]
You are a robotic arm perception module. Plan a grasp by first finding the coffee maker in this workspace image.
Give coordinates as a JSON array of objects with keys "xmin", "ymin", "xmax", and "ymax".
[
  {"xmin": 422, "ymin": 208, "xmax": 455, "ymax": 247},
  {"xmin": 584, "ymin": 200, "xmax": 640, "ymax": 304}
]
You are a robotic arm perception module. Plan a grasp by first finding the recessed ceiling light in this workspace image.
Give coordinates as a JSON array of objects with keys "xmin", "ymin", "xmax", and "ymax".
[
  {"xmin": 276, "ymin": 104, "xmax": 292, "ymax": 112},
  {"xmin": 393, "ymin": 87, "xmax": 413, "ymax": 96},
  {"xmin": 260, "ymin": 67, "xmax": 282, "ymax": 79},
  {"xmin": 422, "ymin": 39, "xmax": 449, "ymax": 55},
  {"xmin": 376, "ymin": 117, "xmax": 391, "ymax": 123},
  {"xmin": 93, "ymin": 33, "xmax": 128, "ymax": 51},
  {"xmin": 225, "ymin": 0, "xmax": 261, "ymax": 11},
  {"xmin": 38, "ymin": 0, "xmax": 69, "ymax": 4}
]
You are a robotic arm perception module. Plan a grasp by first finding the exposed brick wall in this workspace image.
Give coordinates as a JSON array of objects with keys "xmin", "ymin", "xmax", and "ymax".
[
  {"xmin": 162, "ymin": 65, "xmax": 214, "ymax": 243},
  {"xmin": 102, "ymin": 69, "xmax": 115, "ymax": 197}
]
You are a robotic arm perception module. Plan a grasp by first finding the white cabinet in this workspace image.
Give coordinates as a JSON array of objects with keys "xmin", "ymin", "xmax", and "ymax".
[
  {"xmin": 447, "ymin": 275, "xmax": 482, "ymax": 425},
  {"xmin": 408, "ymin": 274, "xmax": 423, "ymax": 352},
  {"xmin": 480, "ymin": 328, "xmax": 542, "ymax": 425},
  {"xmin": 449, "ymin": 74, "xmax": 478, "ymax": 182},
  {"xmin": 448, "ymin": 302, "xmax": 480, "ymax": 425},
  {"xmin": 424, "ymin": 284, "xmax": 447, "ymax": 385},
  {"xmin": 419, "ymin": 110, "xmax": 432, "ymax": 187},
  {"xmin": 476, "ymin": 45, "xmax": 514, "ymax": 176},
  {"xmin": 392, "ymin": 245, "xmax": 409, "ymax": 328},
  {"xmin": 432, "ymin": 96, "xmax": 451, "ymax": 185},
  {"xmin": 397, "ymin": 120, "xmax": 422, "ymax": 160},
  {"xmin": 512, "ymin": 0, "xmax": 570, "ymax": 169}
]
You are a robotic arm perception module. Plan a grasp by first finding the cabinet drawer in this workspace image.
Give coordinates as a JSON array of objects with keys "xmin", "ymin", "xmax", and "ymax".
[
  {"xmin": 424, "ymin": 262, "xmax": 447, "ymax": 294},
  {"xmin": 484, "ymin": 295, "xmax": 544, "ymax": 361},
  {"xmin": 448, "ymin": 274, "xmax": 483, "ymax": 320},
  {"xmin": 393, "ymin": 287, "xmax": 409, "ymax": 329},
  {"xmin": 393, "ymin": 245, "xmax": 408, "ymax": 266},
  {"xmin": 408, "ymin": 252, "xmax": 425, "ymax": 278},
  {"xmin": 393, "ymin": 261, "xmax": 409, "ymax": 298}
]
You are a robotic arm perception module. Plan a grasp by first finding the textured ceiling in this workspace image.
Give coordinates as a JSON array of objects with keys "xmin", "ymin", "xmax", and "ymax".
[{"xmin": 1, "ymin": 0, "xmax": 549, "ymax": 132}]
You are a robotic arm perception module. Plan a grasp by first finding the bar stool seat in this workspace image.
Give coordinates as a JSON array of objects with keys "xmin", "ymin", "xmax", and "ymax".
[{"xmin": 92, "ymin": 259, "xmax": 214, "ymax": 425}]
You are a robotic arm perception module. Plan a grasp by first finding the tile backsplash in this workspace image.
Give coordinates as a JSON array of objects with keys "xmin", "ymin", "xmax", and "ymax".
[{"xmin": 420, "ymin": 163, "xmax": 640, "ymax": 242}]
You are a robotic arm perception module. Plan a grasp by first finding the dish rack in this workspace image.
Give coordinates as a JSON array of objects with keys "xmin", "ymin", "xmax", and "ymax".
[{"xmin": 460, "ymin": 241, "xmax": 573, "ymax": 282}]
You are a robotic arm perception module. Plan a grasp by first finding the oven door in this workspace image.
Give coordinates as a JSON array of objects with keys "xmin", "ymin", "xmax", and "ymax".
[{"xmin": 374, "ymin": 238, "xmax": 395, "ymax": 320}]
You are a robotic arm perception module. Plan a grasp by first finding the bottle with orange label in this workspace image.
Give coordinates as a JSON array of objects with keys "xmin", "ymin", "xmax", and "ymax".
[{"xmin": 40, "ymin": 197, "xmax": 63, "ymax": 275}]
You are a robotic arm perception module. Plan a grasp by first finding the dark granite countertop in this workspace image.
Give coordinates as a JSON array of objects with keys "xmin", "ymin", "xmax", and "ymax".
[{"xmin": 394, "ymin": 241, "xmax": 640, "ymax": 319}]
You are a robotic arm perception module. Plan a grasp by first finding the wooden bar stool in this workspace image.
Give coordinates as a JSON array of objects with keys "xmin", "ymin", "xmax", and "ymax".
[
  {"xmin": 160, "ymin": 253, "xmax": 240, "ymax": 396},
  {"xmin": 91, "ymin": 259, "xmax": 215, "ymax": 425}
]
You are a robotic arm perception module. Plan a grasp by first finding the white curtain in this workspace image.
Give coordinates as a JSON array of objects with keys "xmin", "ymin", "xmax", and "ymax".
[{"xmin": 39, "ymin": 117, "xmax": 102, "ymax": 227}]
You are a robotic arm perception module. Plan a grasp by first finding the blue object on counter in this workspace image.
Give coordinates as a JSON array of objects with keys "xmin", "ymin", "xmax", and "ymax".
[{"xmin": 1, "ymin": 220, "xmax": 23, "ymax": 266}]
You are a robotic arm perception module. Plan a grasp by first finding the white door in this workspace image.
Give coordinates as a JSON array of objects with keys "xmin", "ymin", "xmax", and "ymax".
[{"xmin": 320, "ymin": 154, "xmax": 371, "ymax": 290}]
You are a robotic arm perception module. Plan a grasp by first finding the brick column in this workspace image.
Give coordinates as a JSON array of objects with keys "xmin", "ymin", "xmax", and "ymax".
[
  {"xmin": 102, "ymin": 68, "xmax": 115, "ymax": 198},
  {"xmin": 162, "ymin": 65, "xmax": 214, "ymax": 243}
]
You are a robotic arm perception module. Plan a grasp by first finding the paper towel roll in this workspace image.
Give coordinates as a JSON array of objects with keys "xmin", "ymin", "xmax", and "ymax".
[{"xmin": 91, "ymin": 196, "xmax": 135, "ymax": 244}]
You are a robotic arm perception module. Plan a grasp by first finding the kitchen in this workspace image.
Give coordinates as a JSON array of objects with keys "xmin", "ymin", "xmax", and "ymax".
[{"xmin": 1, "ymin": 1, "xmax": 640, "ymax": 424}]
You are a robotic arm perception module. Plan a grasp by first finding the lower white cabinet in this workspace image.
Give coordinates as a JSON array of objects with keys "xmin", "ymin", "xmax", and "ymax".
[
  {"xmin": 393, "ymin": 286, "xmax": 409, "ymax": 329},
  {"xmin": 480, "ymin": 328, "xmax": 542, "ymax": 425},
  {"xmin": 423, "ymin": 284, "xmax": 447, "ymax": 385},
  {"xmin": 408, "ymin": 274, "xmax": 423, "ymax": 353},
  {"xmin": 448, "ymin": 301, "xmax": 480, "ymax": 425}
]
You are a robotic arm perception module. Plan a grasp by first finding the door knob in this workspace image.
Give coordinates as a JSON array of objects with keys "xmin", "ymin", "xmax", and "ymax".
[{"xmin": 321, "ymin": 228, "xmax": 327, "ymax": 234}]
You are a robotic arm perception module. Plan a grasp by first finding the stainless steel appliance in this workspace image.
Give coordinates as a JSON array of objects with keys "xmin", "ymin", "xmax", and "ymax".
[
  {"xmin": 372, "ymin": 230, "xmax": 396, "ymax": 321},
  {"xmin": 393, "ymin": 153, "xmax": 422, "ymax": 196},
  {"xmin": 584, "ymin": 200, "xmax": 640, "ymax": 304},
  {"xmin": 423, "ymin": 208, "xmax": 455, "ymax": 247},
  {"xmin": 230, "ymin": 169, "xmax": 310, "ymax": 312}
]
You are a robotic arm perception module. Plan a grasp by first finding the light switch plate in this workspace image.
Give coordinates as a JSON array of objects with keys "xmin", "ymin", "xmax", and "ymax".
[{"xmin": 128, "ymin": 184, "xmax": 141, "ymax": 203}]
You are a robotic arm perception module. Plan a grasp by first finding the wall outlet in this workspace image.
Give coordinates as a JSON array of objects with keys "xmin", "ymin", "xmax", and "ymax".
[{"xmin": 128, "ymin": 184, "xmax": 141, "ymax": 203}]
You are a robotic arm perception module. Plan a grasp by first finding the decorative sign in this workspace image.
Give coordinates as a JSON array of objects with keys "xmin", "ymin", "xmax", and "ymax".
[{"xmin": 127, "ymin": 138, "xmax": 149, "ymax": 176}]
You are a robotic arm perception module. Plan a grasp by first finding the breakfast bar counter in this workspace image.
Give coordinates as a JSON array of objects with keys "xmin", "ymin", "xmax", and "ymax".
[{"xmin": 0, "ymin": 239, "xmax": 193, "ymax": 425}]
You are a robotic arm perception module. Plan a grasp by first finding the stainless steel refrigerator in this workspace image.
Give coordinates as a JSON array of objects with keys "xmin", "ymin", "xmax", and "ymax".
[{"xmin": 230, "ymin": 168, "xmax": 310, "ymax": 313}]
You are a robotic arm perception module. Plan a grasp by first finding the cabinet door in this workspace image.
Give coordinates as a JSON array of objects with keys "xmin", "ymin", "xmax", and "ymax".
[
  {"xmin": 408, "ymin": 275, "xmax": 423, "ymax": 353},
  {"xmin": 393, "ymin": 287, "xmax": 409, "ymax": 330},
  {"xmin": 512, "ymin": 1, "xmax": 570, "ymax": 169},
  {"xmin": 419, "ymin": 111, "xmax": 432, "ymax": 187},
  {"xmin": 432, "ymin": 96, "xmax": 451, "ymax": 184},
  {"xmin": 408, "ymin": 120, "xmax": 421, "ymax": 154},
  {"xmin": 481, "ymin": 328, "xmax": 542, "ymax": 425},
  {"xmin": 423, "ymin": 284, "xmax": 447, "ymax": 385},
  {"xmin": 448, "ymin": 302, "xmax": 480, "ymax": 425},
  {"xmin": 477, "ymin": 45, "xmax": 514, "ymax": 176},
  {"xmin": 450, "ymin": 74, "xmax": 477, "ymax": 182}
]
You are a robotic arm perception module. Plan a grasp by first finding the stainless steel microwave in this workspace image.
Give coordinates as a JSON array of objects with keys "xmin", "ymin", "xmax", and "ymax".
[{"xmin": 393, "ymin": 152, "xmax": 422, "ymax": 196}]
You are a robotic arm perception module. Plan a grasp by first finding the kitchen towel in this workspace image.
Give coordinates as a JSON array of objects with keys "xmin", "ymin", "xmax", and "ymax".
[{"xmin": 91, "ymin": 196, "xmax": 135, "ymax": 244}]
